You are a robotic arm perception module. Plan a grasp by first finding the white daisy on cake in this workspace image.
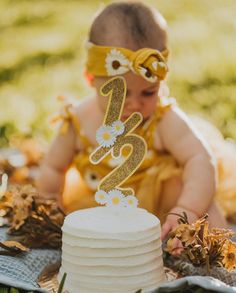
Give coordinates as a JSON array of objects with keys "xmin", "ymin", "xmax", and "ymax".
[
  {"xmin": 105, "ymin": 49, "xmax": 130, "ymax": 76},
  {"xmin": 106, "ymin": 189, "xmax": 125, "ymax": 207},
  {"xmin": 124, "ymin": 195, "xmax": 139, "ymax": 208},
  {"xmin": 95, "ymin": 189, "xmax": 108, "ymax": 205},
  {"xmin": 112, "ymin": 120, "xmax": 125, "ymax": 136},
  {"xmin": 96, "ymin": 125, "xmax": 116, "ymax": 147}
]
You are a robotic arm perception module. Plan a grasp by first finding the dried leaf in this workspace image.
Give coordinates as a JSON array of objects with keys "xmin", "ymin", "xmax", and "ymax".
[
  {"xmin": 0, "ymin": 240, "xmax": 29, "ymax": 256},
  {"xmin": 38, "ymin": 261, "xmax": 61, "ymax": 283},
  {"xmin": 0, "ymin": 240, "xmax": 29, "ymax": 252}
]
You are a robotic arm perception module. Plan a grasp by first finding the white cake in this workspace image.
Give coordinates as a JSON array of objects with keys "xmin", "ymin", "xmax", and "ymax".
[{"xmin": 59, "ymin": 207, "xmax": 166, "ymax": 293}]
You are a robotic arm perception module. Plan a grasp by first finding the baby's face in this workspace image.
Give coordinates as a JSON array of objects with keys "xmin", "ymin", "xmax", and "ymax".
[{"xmin": 93, "ymin": 72, "xmax": 160, "ymax": 121}]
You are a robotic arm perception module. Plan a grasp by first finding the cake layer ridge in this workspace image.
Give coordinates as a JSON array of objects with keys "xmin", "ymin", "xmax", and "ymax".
[
  {"xmin": 62, "ymin": 247, "xmax": 162, "ymax": 266},
  {"xmin": 62, "ymin": 238, "xmax": 161, "ymax": 257},
  {"xmin": 64, "ymin": 281, "xmax": 164, "ymax": 293},
  {"xmin": 59, "ymin": 273, "xmax": 165, "ymax": 292},
  {"xmin": 63, "ymin": 225, "xmax": 160, "ymax": 240},
  {"xmin": 59, "ymin": 269, "xmax": 165, "ymax": 287},
  {"xmin": 61, "ymin": 255, "xmax": 163, "ymax": 276},
  {"xmin": 62, "ymin": 229, "xmax": 160, "ymax": 248}
]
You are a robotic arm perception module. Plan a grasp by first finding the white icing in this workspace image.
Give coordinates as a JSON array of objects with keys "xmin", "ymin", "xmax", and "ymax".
[{"xmin": 60, "ymin": 207, "xmax": 166, "ymax": 293}]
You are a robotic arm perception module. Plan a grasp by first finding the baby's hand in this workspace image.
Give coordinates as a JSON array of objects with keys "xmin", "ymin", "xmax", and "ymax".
[
  {"xmin": 161, "ymin": 206, "xmax": 199, "ymax": 241},
  {"xmin": 161, "ymin": 214, "xmax": 179, "ymax": 241}
]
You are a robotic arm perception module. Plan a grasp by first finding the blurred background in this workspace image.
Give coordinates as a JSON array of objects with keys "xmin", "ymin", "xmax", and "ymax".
[{"xmin": 0, "ymin": 0, "xmax": 236, "ymax": 147}]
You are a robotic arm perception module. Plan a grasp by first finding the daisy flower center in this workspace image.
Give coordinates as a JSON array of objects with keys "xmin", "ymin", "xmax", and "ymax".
[
  {"xmin": 128, "ymin": 199, "xmax": 133, "ymax": 205},
  {"xmin": 112, "ymin": 60, "xmax": 120, "ymax": 69},
  {"xmin": 102, "ymin": 132, "xmax": 111, "ymax": 140},
  {"xmin": 112, "ymin": 197, "xmax": 120, "ymax": 205}
]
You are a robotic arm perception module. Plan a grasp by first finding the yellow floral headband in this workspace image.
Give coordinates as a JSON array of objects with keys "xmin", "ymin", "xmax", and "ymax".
[{"xmin": 86, "ymin": 42, "xmax": 169, "ymax": 82}]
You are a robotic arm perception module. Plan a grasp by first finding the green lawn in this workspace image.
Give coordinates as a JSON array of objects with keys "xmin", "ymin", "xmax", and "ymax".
[{"xmin": 0, "ymin": 0, "xmax": 236, "ymax": 146}]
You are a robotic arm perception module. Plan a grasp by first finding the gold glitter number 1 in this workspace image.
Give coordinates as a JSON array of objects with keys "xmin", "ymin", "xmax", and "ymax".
[{"xmin": 90, "ymin": 77, "xmax": 147, "ymax": 195}]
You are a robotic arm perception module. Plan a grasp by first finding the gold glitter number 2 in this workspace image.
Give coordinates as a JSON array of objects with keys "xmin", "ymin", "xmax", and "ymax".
[{"xmin": 90, "ymin": 77, "xmax": 147, "ymax": 196}]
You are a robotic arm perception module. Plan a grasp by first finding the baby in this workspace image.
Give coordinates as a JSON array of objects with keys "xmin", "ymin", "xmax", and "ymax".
[{"xmin": 37, "ymin": 2, "xmax": 227, "ymax": 239}]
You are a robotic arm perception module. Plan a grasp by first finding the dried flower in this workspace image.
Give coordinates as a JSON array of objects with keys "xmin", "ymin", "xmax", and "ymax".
[
  {"xmin": 222, "ymin": 240, "xmax": 236, "ymax": 272},
  {"xmin": 210, "ymin": 228, "xmax": 235, "ymax": 239},
  {"xmin": 0, "ymin": 184, "xmax": 64, "ymax": 248},
  {"xmin": 165, "ymin": 212, "xmax": 236, "ymax": 272},
  {"xmin": 179, "ymin": 224, "xmax": 200, "ymax": 246},
  {"xmin": 9, "ymin": 184, "xmax": 35, "ymax": 230}
]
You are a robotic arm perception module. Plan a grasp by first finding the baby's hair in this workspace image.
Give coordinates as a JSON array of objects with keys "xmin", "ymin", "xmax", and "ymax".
[{"xmin": 89, "ymin": 2, "xmax": 168, "ymax": 52}]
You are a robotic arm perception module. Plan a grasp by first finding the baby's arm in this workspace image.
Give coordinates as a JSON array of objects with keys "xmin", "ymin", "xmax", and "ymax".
[
  {"xmin": 37, "ymin": 122, "xmax": 76, "ymax": 206},
  {"xmin": 158, "ymin": 106, "xmax": 217, "ymax": 238}
]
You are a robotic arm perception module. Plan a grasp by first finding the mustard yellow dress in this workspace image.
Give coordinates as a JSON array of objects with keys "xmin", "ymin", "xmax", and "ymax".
[{"xmin": 61, "ymin": 100, "xmax": 236, "ymax": 221}]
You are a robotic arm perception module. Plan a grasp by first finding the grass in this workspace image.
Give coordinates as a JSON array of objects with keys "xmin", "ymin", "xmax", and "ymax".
[{"xmin": 0, "ymin": 0, "xmax": 236, "ymax": 146}]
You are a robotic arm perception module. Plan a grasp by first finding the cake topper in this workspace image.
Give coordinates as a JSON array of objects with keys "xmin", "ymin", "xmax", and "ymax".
[{"xmin": 90, "ymin": 77, "xmax": 147, "ymax": 208}]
